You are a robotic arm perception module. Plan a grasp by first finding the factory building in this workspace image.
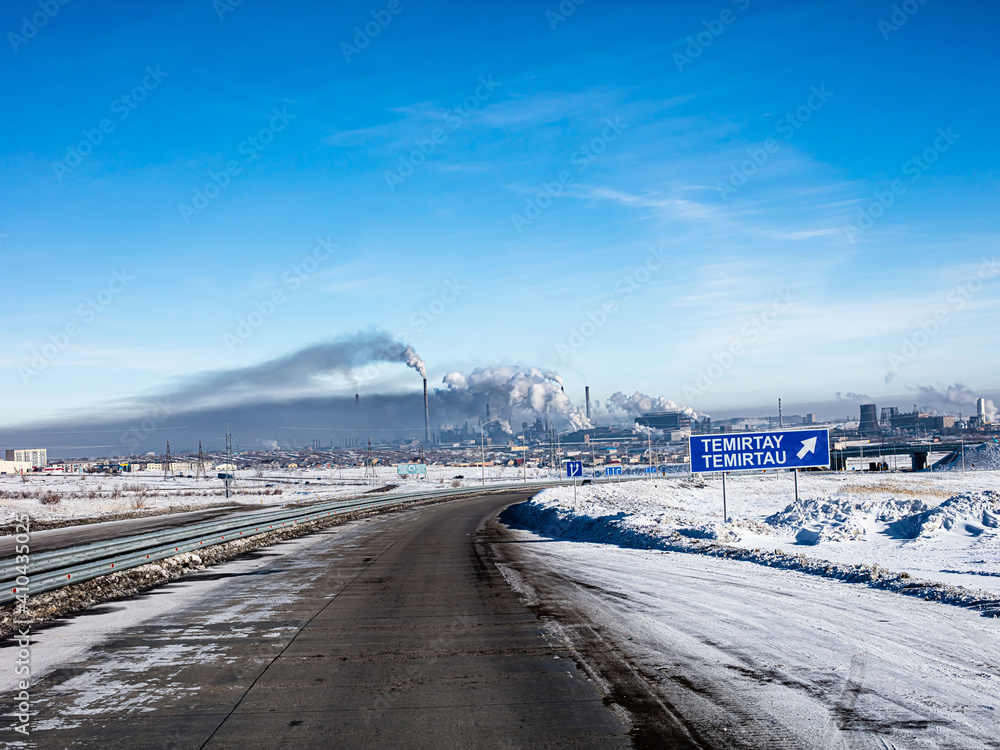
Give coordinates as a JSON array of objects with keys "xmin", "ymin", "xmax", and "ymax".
[
  {"xmin": 919, "ymin": 415, "xmax": 956, "ymax": 431},
  {"xmin": 886, "ymin": 410, "xmax": 956, "ymax": 432},
  {"xmin": 889, "ymin": 409, "xmax": 923, "ymax": 431},
  {"xmin": 635, "ymin": 411, "xmax": 691, "ymax": 431},
  {"xmin": 5, "ymin": 448, "xmax": 47, "ymax": 468}
]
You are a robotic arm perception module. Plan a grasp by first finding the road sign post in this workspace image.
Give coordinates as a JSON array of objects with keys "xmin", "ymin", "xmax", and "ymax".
[
  {"xmin": 566, "ymin": 461, "xmax": 583, "ymax": 510},
  {"xmin": 722, "ymin": 472, "xmax": 727, "ymax": 522},
  {"xmin": 689, "ymin": 429, "xmax": 830, "ymax": 521}
]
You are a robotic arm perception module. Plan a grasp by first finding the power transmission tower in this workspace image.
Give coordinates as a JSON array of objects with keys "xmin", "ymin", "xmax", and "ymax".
[
  {"xmin": 164, "ymin": 441, "xmax": 174, "ymax": 480},
  {"xmin": 195, "ymin": 441, "xmax": 207, "ymax": 480}
]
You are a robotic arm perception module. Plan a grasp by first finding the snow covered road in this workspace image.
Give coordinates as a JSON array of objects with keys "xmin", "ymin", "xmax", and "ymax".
[{"xmin": 495, "ymin": 520, "xmax": 1000, "ymax": 749}]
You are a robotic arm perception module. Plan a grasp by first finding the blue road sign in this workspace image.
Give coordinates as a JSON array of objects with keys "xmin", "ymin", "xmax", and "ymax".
[
  {"xmin": 644, "ymin": 466, "xmax": 657, "ymax": 474},
  {"xmin": 689, "ymin": 429, "xmax": 830, "ymax": 474},
  {"xmin": 397, "ymin": 463, "xmax": 428, "ymax": 476},
  {"xmin": 566, "ymin": 461, "xmax": 583, "ymax": 478},
  {"xmin": 605, "ymin": 466, "xmax": 622, "ymax": 476}
]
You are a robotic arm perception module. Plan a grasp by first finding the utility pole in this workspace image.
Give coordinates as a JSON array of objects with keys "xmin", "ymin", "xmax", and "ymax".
[
  {"xmin": 520, "ymin": 431, "xmax": 527, "ymax": 484},
  {"xmin": 636, "ymin": 417, "xmax": 653, "ymax": 477},
  {"xmin": 224, "ymin": 425, "xmax": 235, "ymax": 498},
  {"xmin": 366, "ymin": 438, "xmax": 374, "ymax": 486}
]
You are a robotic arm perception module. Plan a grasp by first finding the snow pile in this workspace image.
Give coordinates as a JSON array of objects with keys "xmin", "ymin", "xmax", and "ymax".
[
  {"xmin": 939, "ymin": 442, "xmax": 1000, "ymax": 472},
  {"xmin": 676, "ymin": 521, "xmax": 741, "ymax": 543},
  {"xmin": 764, "ymin": 496, "xmax": 929, "ymax": 544},
  {"xmin": 890, "ymin": 491, "xmax": 1000, "ymax": 539}
]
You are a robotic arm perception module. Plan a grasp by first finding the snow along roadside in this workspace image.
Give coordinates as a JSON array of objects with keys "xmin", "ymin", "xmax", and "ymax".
[{"xmin": 501, "ymin": 500, "xmax": 1000, "ymax": 618}]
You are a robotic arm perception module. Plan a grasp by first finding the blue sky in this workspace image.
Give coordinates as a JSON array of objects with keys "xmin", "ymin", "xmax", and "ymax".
[{"xmin": 1, "ymin": 0, "xmax": 998, "ymax": 426}]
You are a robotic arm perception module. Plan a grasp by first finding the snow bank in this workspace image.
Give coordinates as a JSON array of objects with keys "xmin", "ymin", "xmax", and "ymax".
[
  {"xmin": 501, "ymin": 500, "xmax": 1000, "ymax": 617},
  {"xmin": 889, "ymin": 491, "xmax": 1000, "ymax": 539},
  {"xmin": 764, "ymin": 496, "xmax": 929, "ymax": 543},
  {"xmin": 505, "ymin": 470, "xmax": 1000, "ymax": 607},
  {"xmin": 939, "ymin": 442, "xmax": 1000, "ymax": 471}
]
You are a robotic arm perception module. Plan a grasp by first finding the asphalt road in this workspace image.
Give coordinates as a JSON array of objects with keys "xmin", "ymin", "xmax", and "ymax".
[{"xmin": 10, "ymin": 492, "xmax": 640, "ymax": 749}]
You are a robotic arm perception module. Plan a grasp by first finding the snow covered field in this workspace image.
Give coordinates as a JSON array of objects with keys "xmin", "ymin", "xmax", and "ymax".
[
  {"xmin": 513, "ymin": 465, "xmax": 1000, "ymax": 598},
  {"xmin": 0, "ymin": 464, "xmax": 550, "ymax": 526}
]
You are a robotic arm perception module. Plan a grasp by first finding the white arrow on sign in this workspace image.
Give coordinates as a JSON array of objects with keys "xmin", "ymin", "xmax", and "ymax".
[{"xmin": 797, "ymin": 437, "xmax": 818, "ymax": 460}]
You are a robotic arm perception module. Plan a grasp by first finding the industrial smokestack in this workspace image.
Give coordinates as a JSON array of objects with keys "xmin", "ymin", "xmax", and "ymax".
[
  {"xmin": 355, "ymin": 393, "xmax": 359, "ymax": 407},
  {"xmin": 585, "ymin": 386, "xmax": 591, "ymax": 420},
  {"xmin": 423, "ymin": 378, "xmax": 430, "ymax": 442}
]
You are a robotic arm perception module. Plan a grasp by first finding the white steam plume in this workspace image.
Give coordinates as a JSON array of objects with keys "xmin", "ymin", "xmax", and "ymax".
[
  {"xmin": 909, "ymin": 383, "xmax": 998, "ymax": 421},
  {"xmin": 606, "ymin": 391, "xmax": 702, "ymax": 419},
  {"xmin": 440, "ymin": 366, "xmax": 590, "ymax": 431}
]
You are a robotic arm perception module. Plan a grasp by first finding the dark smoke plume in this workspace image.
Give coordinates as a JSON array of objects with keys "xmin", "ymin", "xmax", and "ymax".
[{"xmin": 165, "ymin": 330, "xmax": 424, "ymax": 408}]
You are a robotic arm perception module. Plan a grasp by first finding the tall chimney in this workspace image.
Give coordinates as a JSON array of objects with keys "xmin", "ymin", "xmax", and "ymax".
[
  {"xmin": 423, "ymin": 378, "xmax": 430, "ymax": 443},
  {"xmin": 585, "ymin": 386, "xmax": 591, "ymax": 420},
  {"xmin": 355, "ymin": 393, "xmax": 360, "ymax": 407}
]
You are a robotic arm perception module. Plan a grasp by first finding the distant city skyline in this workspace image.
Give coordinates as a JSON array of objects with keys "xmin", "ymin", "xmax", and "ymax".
[{"xmin": 2, "ymin": 0, "xmax": 998, "ymax": 430}]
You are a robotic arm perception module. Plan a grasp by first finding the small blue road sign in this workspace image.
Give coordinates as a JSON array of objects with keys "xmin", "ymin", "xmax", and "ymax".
[
  {"xmin": 605, "ymin": 466, "xmax": 622, "ymax": 476},
  {"xmin": 396, "ymin": 463, "xmax": 428, "ymax": 476},
  {"xmin": 689, "ymin": 429, "xmax": 830, "ymax": 474},
  {"xmin": 566, "ymin": 460, "xmax": 583, "ymax": 478}
]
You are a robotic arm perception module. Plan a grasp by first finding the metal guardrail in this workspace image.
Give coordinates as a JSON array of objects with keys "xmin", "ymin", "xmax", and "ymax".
[
  {"xmin": 0, "ymin": 495, "xmax": 389, "ymax": 580},
  {"xmin": 0, "ymin": 475, "xmax": 658, "ymax": 605}
]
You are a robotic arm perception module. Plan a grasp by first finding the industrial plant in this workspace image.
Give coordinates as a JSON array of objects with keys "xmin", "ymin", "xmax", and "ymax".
[{"xmin": 7, "ymin": 382, "xmax": 996, "ymax": 479}]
